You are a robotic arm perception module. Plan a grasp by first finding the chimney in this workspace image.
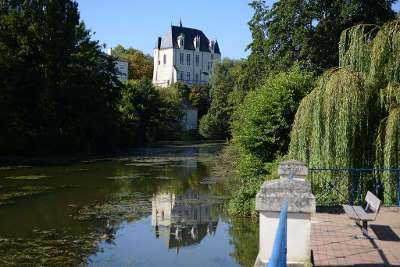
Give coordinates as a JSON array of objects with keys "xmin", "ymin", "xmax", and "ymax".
[{"xmin": 107, "ymin": 48, "xmax": 112, "ymax": 56}]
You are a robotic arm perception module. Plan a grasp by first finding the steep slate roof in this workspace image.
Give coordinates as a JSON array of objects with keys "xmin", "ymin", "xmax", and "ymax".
[{"xmin": 157, "ymin": 25, "xmax": 221, "ymax": 54}]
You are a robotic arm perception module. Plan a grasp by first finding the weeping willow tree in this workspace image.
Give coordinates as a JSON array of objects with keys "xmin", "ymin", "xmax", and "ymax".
[{"xmin": 289, "ymin": 20, "xmax": 400, "ymax": 204}]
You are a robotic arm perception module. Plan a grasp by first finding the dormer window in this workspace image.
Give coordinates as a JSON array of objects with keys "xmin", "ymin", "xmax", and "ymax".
[
  {"xmin": 209, "ymin": 40, "xmax": 215, "ymax": 53},
  {"xmin": 177, "ymin": 34, "xmax": 185, "ymax": 49},
  {"xmin": 193, "ymin": 36, "xmax": 200, "ymax": 51}
]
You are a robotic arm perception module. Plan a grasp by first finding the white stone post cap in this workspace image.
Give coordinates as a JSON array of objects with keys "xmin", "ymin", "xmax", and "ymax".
[
  {"xmin": 255, "ymin": 179, "xmax": 316, "ymax": 213},
  {"xmin": 278, "ymin": 160, "xmax": 308, "ymax": 180}
]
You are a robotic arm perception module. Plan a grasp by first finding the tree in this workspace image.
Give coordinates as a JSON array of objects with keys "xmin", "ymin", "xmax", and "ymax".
[
  {"xmin": 120, "ymin": 79, "xmax": 165, "ymax": 143},
  {"xmin": 0, "ymin": 0, "xmax": 121, "ymax": 154},
  {"xmin": 246, "ymin": 0, "xmax": 396, "ymax": 83},
  {"xmin": 112, "ymin": 44, "xmax": 153, "ymax": 80},
  {"xmin": 199, "ymin": 58, "xmax": 242, "ymax": 139},
  {"xmin": 120, "ymin": 78, "xmax": 182, "ymax": 144},
  {"xmin": 169, "ymin": 81, "xmax": 190, "ymax": 102},
  {"xmin": 188, "ymin": 84, "xmax": 210, "ymax": 118},
  {"xmin": 232, "ymin": 65, "xmax": 315, "ymax": 177},
  {"xmin": 228, "ymin": 66, "xmax": 314, "ymax": 216},
  {"xmin": 289, "ymin": 20, "xmax": 400, "ymax": 204}
]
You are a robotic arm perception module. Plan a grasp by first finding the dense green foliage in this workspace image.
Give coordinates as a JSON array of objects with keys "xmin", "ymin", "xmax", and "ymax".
[
  {"xmin": 155, "ymin": 81, "xmax": 211, "ymax": 140},
  {"xmin": 228, "ymin": 67, "xmax": 314, "ymax": 215},
  {"xmin": 233, "ymin": 66, "xmax": 314, "ymax": 176},
  {"xmin": 169, "ymin": 82, "xmax": 191, "ymax": 102},
  {"xmin": 0, "ymin": 0, "xmax": 122, "ymax": 154},
  {"xmin": 161, "ymin": 81, "xmax": 209, "ymax": 117},
  {"xmin": 225, "ymin": 0, "xmax": 398, "ymax": 215},
  {"xmin": 290, "ymin": 20, "xmax": 400, "ymax": 204},
  {"xmin": 119, "ymin": 78, "xmax": 182, "ymax": 145},
  {"xmin": 111, "ymin": 44, "xmax": 153, "ymax": 80},
  {"xmin": 199, "ymin": 58, "xmax": 242, "ymax": 139},
  {"xmin": 246, "ymin": 0, "xmax": 396, "ymax": 88},
  {"xmin": 0, "ymin": 0, "xmax": 182, "ymax": 155},
  {"xmin": 188, "ymin": 84, "xmax": 210, "ymax": 118}
]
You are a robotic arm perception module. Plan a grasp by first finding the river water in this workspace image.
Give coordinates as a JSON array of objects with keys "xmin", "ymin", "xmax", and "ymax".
[{"xmin": 0, "ymin": 143, "xmax": 258, "ymax": 267}]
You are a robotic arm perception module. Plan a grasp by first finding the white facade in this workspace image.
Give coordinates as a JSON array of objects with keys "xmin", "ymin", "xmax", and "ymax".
[
  {"xmin": 107, "ymin": 48, "xmax": 129, "ymax": 82},
  {"xmin": 116, "ymin": 60, "xmax": 128, "ymax": 82},
  {"xmin": 182, "ymin": 106, "xmax": 198, "ymax": 130},
  {"xmin": 153, "ymin": 23, "xmax": 221, "ymax": 88},
  {"xmin": 152, "ymin": 190, "xmax": 218, "ymax": 251}
]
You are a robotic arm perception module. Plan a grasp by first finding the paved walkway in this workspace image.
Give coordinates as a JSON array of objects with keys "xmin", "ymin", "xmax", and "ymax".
[{"xmin": 311, "ymin": 207, "xmax": 400, "ymax": 266}]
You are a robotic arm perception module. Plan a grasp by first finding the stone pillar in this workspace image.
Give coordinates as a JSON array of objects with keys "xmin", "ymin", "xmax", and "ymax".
[{"xmin": 254, "ymin": 160, "xmax": 316, "ymax": 267}]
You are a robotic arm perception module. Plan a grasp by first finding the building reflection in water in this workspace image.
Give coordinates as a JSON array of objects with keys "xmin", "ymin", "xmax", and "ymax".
[{"xmin": 152, "ymin": 190, "xmax": 218, "ymax": 253}]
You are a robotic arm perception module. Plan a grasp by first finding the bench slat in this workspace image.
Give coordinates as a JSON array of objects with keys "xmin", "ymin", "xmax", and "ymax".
[
  {"xmin": 343, "ymin": 205, "xmax": 359, "ymax": 219},
  {"xmin": 352, "ymin": 206, "xmax": 372, "ymax": 221},
  {"xmin": 343, "ymin": 205, "xmax": 373, "ymax": 221},
  {"xmin": 365, "ymin": 191, "xmax": 381, "ymax": 212}
]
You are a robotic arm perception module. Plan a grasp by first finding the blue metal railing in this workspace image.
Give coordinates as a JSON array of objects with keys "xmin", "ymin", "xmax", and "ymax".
[
  {"xmin": 268, "ymin": 200, "xmax": 288, "ymax": 267},
  {"xmin": 309, "ymin": 168, "xmax": 400, "ymax": 206}
]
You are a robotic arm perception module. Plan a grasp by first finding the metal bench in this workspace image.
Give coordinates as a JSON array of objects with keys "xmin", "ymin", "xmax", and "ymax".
[{"xmin": 343, "ymin": 191, "xmax": 382, "ymax": 239}]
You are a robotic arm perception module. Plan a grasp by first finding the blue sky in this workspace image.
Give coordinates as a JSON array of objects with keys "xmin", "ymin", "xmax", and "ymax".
[{"xmin": 75, "ymin": 0, "xmax": 400, "ymax": 60}]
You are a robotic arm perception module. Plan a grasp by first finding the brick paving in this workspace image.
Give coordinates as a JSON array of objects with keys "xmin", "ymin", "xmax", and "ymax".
[{"xmin": 311, "ymin": 207, "xmax": 400, "ymax": 266}]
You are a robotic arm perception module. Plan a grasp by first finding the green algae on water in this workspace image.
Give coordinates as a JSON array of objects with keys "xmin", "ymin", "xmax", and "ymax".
[
  {"xmin": 5, "ymin": 175, "xmax": 48, "ymax": 180},
  {"xmin": 75, "ymin": 193, "xmax": 152, "ymax": 222},
  {"xmin": 155, "ymin": 176, "xmax": 175, "ymax": 180},
  {"xmin": 106, "ymin": 173, "xmax": 151, "ymax": 180},
  {"xmin": 0, "ymin": 229, "xmax": 100, "ymax": 266},
  {"xmin": 0, "ymin": 166, "xmax": 31, "ymax": 171},
  {"xmin": 0, "ymin": 186, "xmax": 52, "ymax": 204}
]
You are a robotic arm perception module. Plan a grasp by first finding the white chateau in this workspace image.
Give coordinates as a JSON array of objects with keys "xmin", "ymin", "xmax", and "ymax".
[{"xmin": 153, "ymin": 21, "xmax": 221, "ymax": 87}]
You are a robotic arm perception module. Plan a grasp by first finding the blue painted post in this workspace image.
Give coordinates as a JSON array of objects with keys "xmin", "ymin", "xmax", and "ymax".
[
  {"xmin": 350, "ymin": 169, "xmax": 355, "ymax": 205},
  {"xmin": 282, "ymin": 210, "xmax": 287, "ymax": 267},
  {"xmin": 268, "ymin": 201, "xmax": 288, "ymax": 267}
]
